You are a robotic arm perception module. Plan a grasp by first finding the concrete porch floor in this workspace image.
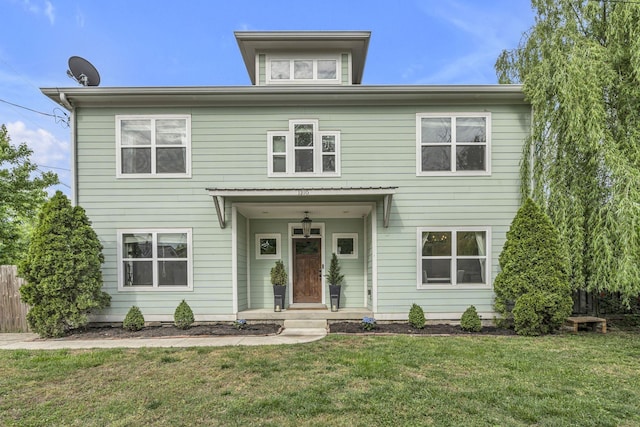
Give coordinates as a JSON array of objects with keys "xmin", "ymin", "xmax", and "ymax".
[{"xmin": 238, "ymin": 307, "xmax": 372, "ymax": 321}]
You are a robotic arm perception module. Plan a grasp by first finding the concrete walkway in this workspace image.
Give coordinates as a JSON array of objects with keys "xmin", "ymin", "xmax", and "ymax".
[{"xmin": 0, "ymin": 330, "xmax": 326, "ymax": 350}]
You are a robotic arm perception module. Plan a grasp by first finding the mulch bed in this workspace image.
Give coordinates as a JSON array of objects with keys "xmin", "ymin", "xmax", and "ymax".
[
  {"xmin": 55, "ymin": 321, "xmax": 517, "ymax": 340},
  {"xmin": 329, "ymin": 322, "xmax": 516, "ymax": 335},
  {"xmin": 60, "ymin": 323, "xmax": 282, "ymax": 340}
]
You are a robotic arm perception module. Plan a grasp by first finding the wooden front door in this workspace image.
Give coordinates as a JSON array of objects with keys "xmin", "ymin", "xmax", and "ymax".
[{"xmin": 293, "ymin": 238, "xmax": 322, "ymax": 303}]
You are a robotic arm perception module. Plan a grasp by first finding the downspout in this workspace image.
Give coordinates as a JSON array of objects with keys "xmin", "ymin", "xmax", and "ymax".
[{"xmin": 59, "ymin": 92, "xmax": 77, "ymax": 206}]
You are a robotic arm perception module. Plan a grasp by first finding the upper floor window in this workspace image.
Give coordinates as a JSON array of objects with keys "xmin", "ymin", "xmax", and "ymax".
[
  {"xmin": 267, "ymin": 119, "xmax": 340, "ymax": 177},
  {"xmin": 267, "ymin": 54, "xmax": 341, "ymax": 85},
  {"xmin": 116, "ymin": 115, "xmax": 191, "ymax": 178},
  {"xmin": 416, "ymin": 113, "xmax": 491, "ymax": 176}
]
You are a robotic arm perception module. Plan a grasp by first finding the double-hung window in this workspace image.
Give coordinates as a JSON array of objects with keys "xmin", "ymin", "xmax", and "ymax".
[
  {"xmin": 418, "ymin": 227, "xmax": 490, "ymax": 288},
  {"xmin": 267, "ymin": 119, "xmax": 340, "ymax": 177},
  {"xmin": 118, "ymin": 229, "xmax": 192, "ymax": 291},
  {"xmin": 417, "ymin": 113, "xmax": 490, "ymax": 175},
  {"xmin": 116, "ymin": 115, "xmax": 191, "ymax": 178}
]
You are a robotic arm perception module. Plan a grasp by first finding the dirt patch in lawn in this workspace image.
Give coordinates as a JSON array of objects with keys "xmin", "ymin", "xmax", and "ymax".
[
  {"xmin": 329, "ymin": 322, "xmax": 516, "ymax": 335},
  {"xmin": 59, "ymin": 323, "xmax": 282, "ymax": 340}
]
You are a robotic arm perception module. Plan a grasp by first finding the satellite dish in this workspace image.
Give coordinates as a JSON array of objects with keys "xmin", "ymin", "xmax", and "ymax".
[{"xmin": 66, "ymin": 56, "xmax": 100, "ymax": 86}]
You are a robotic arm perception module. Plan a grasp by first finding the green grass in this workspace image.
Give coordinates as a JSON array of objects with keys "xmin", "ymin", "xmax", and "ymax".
[{"xmin": 1, "ymin": 333, "xmax": 640, "ymax": 426}]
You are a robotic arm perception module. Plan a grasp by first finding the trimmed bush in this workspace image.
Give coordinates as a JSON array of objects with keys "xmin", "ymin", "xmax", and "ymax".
[
  {"xmin": 493, "ymin": 198, "xmax": 573, "ymax": 335},
  {"xmin": 460, "ymin": 305, "xmax": 482, "ymax": 332},
  {"xmin": 270, "ymin": 260, "xmax": 288, "ymax": 286},
  {"xmin": 174, "ymin": 300, "xmax": 195, "ymax": 329},
  {"xmin": 513, "ymin": 291, "xmax": 574, "ymax": 336},
  {"xmin": 123, "ymin": 306, "xmax": 145, "ymax": 331},
  {"xmin": 18, "ymin": 191, "xmax": 110, "ymax": 337},
  {"xmin": 408, "ymin": 303, "xmax": 426, "ymax": 329}
]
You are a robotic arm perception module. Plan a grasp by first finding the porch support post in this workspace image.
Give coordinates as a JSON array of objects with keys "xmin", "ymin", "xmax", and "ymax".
[
  {"xmin": 383, "ymin": 194, "xmax": 393, "ymax": 228},
  {"xmin": 213, "ymin": 196, "xmax": 226, "ymax": 229}
]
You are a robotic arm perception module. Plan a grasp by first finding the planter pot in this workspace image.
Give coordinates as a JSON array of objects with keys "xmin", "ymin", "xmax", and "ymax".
[
  {"xmin": 329, "ymin": 284, "xmax": 342, "ymax": 310},
  {"xmin": 273, "ymin": 285, "xmax": 286, "ymax": 311}
]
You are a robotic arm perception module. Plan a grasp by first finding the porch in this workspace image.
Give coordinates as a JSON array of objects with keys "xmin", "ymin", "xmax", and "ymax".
[{"xmin": 238, "ymin": 307, "xmax": 372, "ymax": 321}]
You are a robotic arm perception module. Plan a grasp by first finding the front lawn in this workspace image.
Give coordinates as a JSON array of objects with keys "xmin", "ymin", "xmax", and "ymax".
[{"xmin": 1, "ymin": 333, "xmax": 639, "ymax": 426}]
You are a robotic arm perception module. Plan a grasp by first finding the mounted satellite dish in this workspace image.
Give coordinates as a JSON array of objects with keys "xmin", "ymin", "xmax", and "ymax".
[{"xmin": 66, "ymin": 56, "xmax": 100, "ymax": 86}]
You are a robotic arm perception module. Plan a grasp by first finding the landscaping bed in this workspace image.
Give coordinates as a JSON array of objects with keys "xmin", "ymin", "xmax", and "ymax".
[
  {"xmin": 58, "ymin": 322, "xmax": 282, "ymax": 340},
  {"xmin": 329, "ymin": 321, "xmax": 516, "ymax": 335}
]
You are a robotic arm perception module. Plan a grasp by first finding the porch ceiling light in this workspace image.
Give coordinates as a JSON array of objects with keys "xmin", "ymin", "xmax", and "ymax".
[{"xmin": 301, "ymin": 211, "xmax": 312, "ymax": 238}]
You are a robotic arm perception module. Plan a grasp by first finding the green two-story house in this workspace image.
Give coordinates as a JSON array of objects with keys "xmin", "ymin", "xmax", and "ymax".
[{"xmin": 42, "ymin": 31, "xmax": 530, "ymax": 323}]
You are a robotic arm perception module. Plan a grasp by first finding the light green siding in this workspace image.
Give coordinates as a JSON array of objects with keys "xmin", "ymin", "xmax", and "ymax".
[
  {"xmin": 258, "ymin": 54, "xmax": 266, "ymax": 85},
  {"xmin": 75, "ymin": 102, "xmax": 529, "ymax": 319},
  {"xmin": 248, "ymin": 220, "xmax": 290, "ymax": 308},
  {"xmin": 246, "ymin": 218, "xmax": 365, "ymax": 309},
  {"xmin": 341, "ymin": 53, "xmax": 350, "ymax": 85}
]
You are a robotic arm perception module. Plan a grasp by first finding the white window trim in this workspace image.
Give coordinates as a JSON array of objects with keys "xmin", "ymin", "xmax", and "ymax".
[
  {"xmin": 416, "ymin": 112, "xmax": 491, "ymax": 177},
  {"xmin": 416, "ymin": 226, "xmax": 491, "ymax": 290},
  {"xmin": 333, "ymin": 233, "xmax": 358, "ymax": 259},
  {"xmin": 255, "ymin": 233, "xmax": 281, "ymax": 260},
  {"xmin": 116, "ymin": 114, "xmax": 192, "ymax": 178},
  {"xmin": 267, "ymin": 119, "xmax": 341, "ymax": 177},
  {"xmin": 266, "ymin": 54, "xmax": 342, "ymax": 85},
  {"xmin": 117, "ymin": 228, "xmax": 193, "ymax": 291}
]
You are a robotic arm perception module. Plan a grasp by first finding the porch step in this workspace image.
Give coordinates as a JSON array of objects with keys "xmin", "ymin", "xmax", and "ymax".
[{"xmin": 281, "ymin": 319, "xmax": 328, "ymax": 336}]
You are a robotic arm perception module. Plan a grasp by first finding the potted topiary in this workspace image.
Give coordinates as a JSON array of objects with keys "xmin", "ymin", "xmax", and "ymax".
[
  {"xmin": 326, "ymin": 253, "xmax": 344, "ymax": 311},
  {"xmin": 270, "ymin": 260, "xmax": 288, "ymax": 311}
]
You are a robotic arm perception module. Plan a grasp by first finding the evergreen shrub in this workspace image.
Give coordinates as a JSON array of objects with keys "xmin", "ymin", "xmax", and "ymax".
[
  {"xmin": 408, "ymin": 303, "xmax": 426, "ymax": 329},
  {"xmin": 174, "ymin": 300, "xmax": 194, "ymax": 329},
  {"xmin": 493, "ymin": 198, "xmax": 573, "ymax": 335},
  {"xmin": 460, "ymin": 305, "xmax": 482, "ymax": 332},
  {"xmin": 513, "ymin": 291, "xmax": 573, "ymax": 336},
  {"xmin": 18, "ymin": 191, "xmax": 110, "ymax": 337},
  {"xmin": 123, "ymin": 306, "xmax": 145, "ymax": 331},
  {"xmin": 270, "ymin": 260, "xmax": 288, "ymax": 286},
  {"xmin": 326, "ymin": 253, "xmax": 344, "ymax": 285}
]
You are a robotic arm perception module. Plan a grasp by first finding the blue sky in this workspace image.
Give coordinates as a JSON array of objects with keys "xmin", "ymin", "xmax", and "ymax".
[{"xmin": 0, "ymin": 0, "xmax": 534, "ymax": 194}]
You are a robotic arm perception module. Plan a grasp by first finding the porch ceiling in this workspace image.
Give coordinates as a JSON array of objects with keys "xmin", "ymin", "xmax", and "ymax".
[
  {"xmin": 206, "ymin": 186, "xmax": 397, "ymax": 229},
  {"xmin": 235, "ymin": 202, "xmax": 372, "ymax": 220}
]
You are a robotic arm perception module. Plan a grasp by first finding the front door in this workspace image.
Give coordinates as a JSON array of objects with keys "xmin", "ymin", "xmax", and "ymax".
[{"xmin": 293, "ymin": 238, "xmax": 322, "ymax": 303}]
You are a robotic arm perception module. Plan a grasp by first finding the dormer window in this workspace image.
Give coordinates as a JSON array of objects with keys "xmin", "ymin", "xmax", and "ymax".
[{"xmin": 267, "ymin": 54, "xmax": 341, "ymax": 85}]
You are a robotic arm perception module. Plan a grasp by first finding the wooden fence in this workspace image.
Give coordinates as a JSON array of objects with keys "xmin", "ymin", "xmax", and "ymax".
[{"xmin": 0, "ymin": 265, "xmax": 30, "ymax": 332}]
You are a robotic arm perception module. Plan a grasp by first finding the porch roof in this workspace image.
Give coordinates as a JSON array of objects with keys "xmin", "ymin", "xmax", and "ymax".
[{"xmin": 206, "ymin": 186, "xmax": 397, "ymax": 229}]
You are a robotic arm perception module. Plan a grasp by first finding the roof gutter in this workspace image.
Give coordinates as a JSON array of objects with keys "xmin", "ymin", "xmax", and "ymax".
[{"xmin": 59, "ymin": 92, "xmax": 73, "ymax": 110}]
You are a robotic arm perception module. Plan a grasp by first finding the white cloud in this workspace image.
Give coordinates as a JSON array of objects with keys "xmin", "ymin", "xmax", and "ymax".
[
  {"xmin": 6, "ymin": 121, "xmax": 69, "ymax": 168},
  {"xmin": 19, "ymin": 0, "xmax": 55, "ymax": 25},
  {"xmin": 410, "ymin": 1, "xmax": 532, "ymax": 84},
  {"xmin": 76, "ymin": 9, "xmax": 85, "ymax": 28},
  {"xmin": 44, "ymin": 1, "xmax": 55, "ymax": 25}
]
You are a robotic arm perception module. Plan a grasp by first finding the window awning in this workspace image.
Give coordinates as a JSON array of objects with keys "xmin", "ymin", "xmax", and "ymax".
[{"xmin": 206, "ymin": 187, "xmax": 397, "ymax": 229}]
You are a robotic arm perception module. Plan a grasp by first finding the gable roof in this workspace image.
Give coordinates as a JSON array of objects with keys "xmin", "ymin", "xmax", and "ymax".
[{"xmin": 234, "ymin": 31, "xmax": 371, "ymax": 84}]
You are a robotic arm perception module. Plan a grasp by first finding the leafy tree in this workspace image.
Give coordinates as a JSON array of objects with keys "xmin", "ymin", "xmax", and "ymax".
[
  {"xmin": 1, "ymin": 124, "xmax": 59, "ymax": 264},
  {"xmin": 19, "ymin": 191, "xmax": 110, "ymax": 337},
  {"xmin": 494, "ymin": 198, "xmax": 573, "ymax": 335},
  {"xmin": 495, "ymin": 1, "xmax": 640, "ymax": 306}
]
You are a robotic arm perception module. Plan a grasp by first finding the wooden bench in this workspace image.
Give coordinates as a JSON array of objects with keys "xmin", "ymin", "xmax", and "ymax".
[{"xmin": 566, "ymin": 316, "xmax": 607, "ymax": 334}]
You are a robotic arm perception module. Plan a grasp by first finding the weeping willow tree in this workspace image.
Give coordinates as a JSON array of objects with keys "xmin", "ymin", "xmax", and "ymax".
[{"xmin": 496, "ymin": 0, "xmax": 640, "ymax": 306}]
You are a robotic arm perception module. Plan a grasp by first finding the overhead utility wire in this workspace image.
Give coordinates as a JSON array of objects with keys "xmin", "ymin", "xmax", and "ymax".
[{"xmin": 0, "ymin": 97, "xmax": 60, "ymax": 118}]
